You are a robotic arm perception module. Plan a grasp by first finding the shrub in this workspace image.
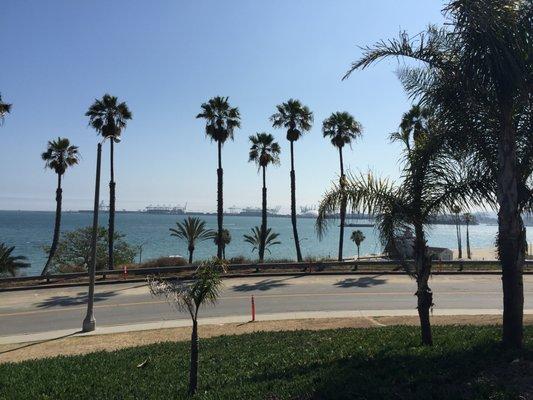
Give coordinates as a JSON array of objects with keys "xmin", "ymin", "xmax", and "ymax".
[{"xmin": 48, "ymin": 226, "xmax": 136, "ymax": 272}]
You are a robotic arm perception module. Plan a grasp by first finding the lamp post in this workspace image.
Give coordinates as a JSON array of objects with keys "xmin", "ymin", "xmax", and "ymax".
[{"xmin": 82, "ymin": 142, "xmax": 102, "ymax": 332}]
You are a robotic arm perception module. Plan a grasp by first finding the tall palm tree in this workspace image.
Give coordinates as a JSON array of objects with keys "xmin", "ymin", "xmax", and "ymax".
[
  {"xmin": 213, "ymin": 228, "xmax": 231, "ymax": 260},
  {"xmin": 0, "ymin": 244, "xmax": 29, "ymax": 277},
  {"xmin": 148, "ymin": 261, "xmax": 222, "ymax": 395},
  {"xmin": 86, "ymin": 94, "xmax": 132, "ymax": 270},
  {"xmin": 248, "ymin": 133, "xmax": 281, "ymax": 262},
  {"xmin": 170, "ymin": 217, "xmax": 216, "ymax": 264},
  {"xmin": 452, "ymin": 206, "xmax": 463, "ymax": 259},
  {"xmin": 270, "ymin": 99, "xmax": 313, "ymax": 262},
  {"xmin": 464, "ymin": 213, "xmax": 474, "ymax": 259},
  {"xmin": 317, "ymin": 107, "xmax": 482, "ymax": 346},
  {"xmin": 41, "ymin": 138, "xmax": 80, "ymax": 275},
  {"xmin": 0, "ymin": 93, "xmax": 12, "ymax": 125},
  {"xmin": 350, "ymin": 230, "xmax": 366, "ymax": 259},
  {"xmin": 343, "ymin": 0, "xmax": 530, "ymax": 349},
  {"xmin": 322, "ymin": 111, "xmax": 363, "ymax": 261},
  {"xmin": 196, "ymin": 96, "xmax": 241, "ymax": 259}
]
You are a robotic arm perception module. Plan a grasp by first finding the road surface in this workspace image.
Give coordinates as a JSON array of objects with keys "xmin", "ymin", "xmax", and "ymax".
[{"xmin": 0, "ymin": 274, "xmax": 531, "ymax": 337}]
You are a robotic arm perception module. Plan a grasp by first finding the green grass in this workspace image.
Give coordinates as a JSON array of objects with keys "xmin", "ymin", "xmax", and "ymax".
[{"xmin": 0, "ymin": 325, "xmax": 532, "ymax": 399}]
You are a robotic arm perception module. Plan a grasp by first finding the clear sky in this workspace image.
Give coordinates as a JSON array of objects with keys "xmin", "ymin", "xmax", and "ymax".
[{"xmin": 0, "ymin": 0, "xmax": 445, "ymax": 212}]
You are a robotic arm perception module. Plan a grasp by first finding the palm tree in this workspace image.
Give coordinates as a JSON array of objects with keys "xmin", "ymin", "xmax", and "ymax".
[
  {"xmin": 452, "ymin": 206, "xmax": 463, "ymax": 259},
  {"xmin": 148, "ymin": 261, "xmax": 222, "ymax": 396},
  {"xmin": 270, "ymin": 99, "xmax": 313, "ymax": 262},
  {"xmin": 243, "ymin": 226, "xmax": 281, "ymax": 256},
  {"xmin": 86, "ymin": 94, "xmax": 132, "ymax": 271},
  {"xmin": 350, "ymin": 230, "xmax": 366, "ymax": 259},
  {"xmin": 213, "ymin": 228, "xmax": 231, "ymax": 259},
  {"xmin": 170, "ymin": 217, "xmax": 216, "ymax": 264},
  {"xmin": 40, "ymin": 138, "xmax": 80, "ymax": 275},
  {"xmin": 196, "ymin": 96, "xmax": 241, "ymax": 259},
  {"xmin": 0, "ymin": 93, "xmax": 12, "ymax": 125},
  {"xmin": 317, "ymin": 107, "xmax": 482, "ymax": 346},
  {"xmin": 0, "ymin": 244, "xmax": 29, "ymax": 277},
  {"xmin": 322, "ymin": 111, "xmax": 363, "ymax": 261},
  {"xmin": 464, "ymin": 213, "xmax": 474, "ymax": 259},
  {"xmin": 344, "ymin": 0, "xmax": 530, "ymax": 349},
  {"xmin": 248, "ymin": 133, "xmax": 281, "ymax": 262}
]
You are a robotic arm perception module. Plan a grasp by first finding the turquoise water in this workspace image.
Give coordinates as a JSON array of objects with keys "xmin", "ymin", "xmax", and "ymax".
[{"xmin": 0, "ymin": 210, "xmax": 527, "ymax": 276}]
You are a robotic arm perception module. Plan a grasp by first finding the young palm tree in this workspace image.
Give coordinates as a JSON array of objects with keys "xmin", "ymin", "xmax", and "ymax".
[
  {"xmin": 317, "ymin": 107, "xmax": 482, "ymax": 346},
  {"xmin": 0, "ymin": 244, "xmax": 29, "ymax": 277},
  {"xmin": 270, "ymin": 99, "xmax": 313, "ymax": 262},
  {"xmin": 350, "ymin": 230, "xmax": 366, "ymax": 259},
  {"xmin": 243, "ymin": 226, "xmax": 281, "ymax": 256},
  {"xmin": 196, "ymin": 96, "xmax": 241, "ymax": 259},
  {"xmin": 248, "ymin": 133, "xmax": 281, "ymax": 262},
  {"xmin": 170, "ymin": 217, "xmax": 216, "ymax": 263},
  {"xmin": 464, "ymin": 213, "xmax": 474, "ymax": 259},
  {"xmin": 213, "ymin": 228, "xmax": 231, "ymax": 260},
  {"xmin": 41, "ymin": 138, "xmax": 80, "ymax": 275},
  {"xmin": 86, "ymin": 94, "xmax": 132, "ymax": 270},
  {"xmin": 322, "ymin": 112, "xmax": 363, "ymax": 261},
  {"xmin": 452, "ymin": 206, "xmax": 463, "ymax": 259},
  {"xmin": 0, "ymin": 93, "xmax": 12, "ymax": 125},
  {"xmin": 343, "ymin": 0, "xmax": 530, "ymax": 348},
  {"xmin": 148, "ymin": 261, "xmax": 222, "ymax": 396}
]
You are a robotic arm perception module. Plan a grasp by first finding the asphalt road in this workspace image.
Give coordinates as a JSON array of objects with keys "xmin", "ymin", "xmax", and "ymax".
[{"xmin": 0, "ymin": 274, "xmax": 531, "ymax": 337}]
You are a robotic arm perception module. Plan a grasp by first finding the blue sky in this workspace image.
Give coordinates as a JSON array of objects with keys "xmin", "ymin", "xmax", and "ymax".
[{"xmin": 0, "ymin": 1, "xmax": 444, "ymax": 212}]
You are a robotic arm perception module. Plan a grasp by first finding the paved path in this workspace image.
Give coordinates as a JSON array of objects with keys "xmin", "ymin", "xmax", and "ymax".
[{"xmin": 0, "ymin": 274, "xmax": 531, "ymax": 342}]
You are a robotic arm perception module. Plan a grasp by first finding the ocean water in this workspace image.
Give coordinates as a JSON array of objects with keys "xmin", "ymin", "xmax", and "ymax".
[{"xmin": 0, "ymin": 210, "xmax": 528, "ymax": 277}]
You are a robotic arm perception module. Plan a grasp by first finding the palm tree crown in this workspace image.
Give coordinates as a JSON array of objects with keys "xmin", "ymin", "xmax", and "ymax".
[
  {"xmin": 351, "ymin": 230, "xmax": 366, "ymax": 246},
  {"xmin": 322, "ymin": 112, "xmax": 363, "ymax": 149},
  {"xmin": 85, "ymin": 94, "xmax": 132, "ymax": 138},
  {"xmin": 248, "ymin": 133, "xmax": 281, "ymax": 168},
  {"xmin": 170, "ymin": 217, "xmax": 216, "ymax": 263},
  {"xmin": 196, "ymin": 96, "xmax": 241, "ymax": 144},
  {"xmin": 243, "ymin": 226, "xmax": 281, "ymax": 255},
  {"xmin": 0, "ymin": 93, "xmax": 12, "ymax": 125},
  {"xmin": 0, "ymin": 244, "xmax": 29, "ymax": 277},
  {"xmin": 270, "ymin": 99, "xmax": 313, "ymax": 141},
  {"xmin": 390, "ymin": 105, "xmax": 430, "ymax": 152},
  {"xmin": 41, "ymin": 138, "xmax": 80, "ymax": 175}
]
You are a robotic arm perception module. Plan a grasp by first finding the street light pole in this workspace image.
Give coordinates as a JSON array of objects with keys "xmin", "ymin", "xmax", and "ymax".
[{"xmin": 82, "ymin": 142, "xmax": 102, "ymax": 332}]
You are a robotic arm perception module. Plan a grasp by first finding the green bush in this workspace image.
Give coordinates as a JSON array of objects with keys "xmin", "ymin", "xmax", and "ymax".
[{"xmin": 47, "ymin": 226, "xmax": 136, "ymax": 272}]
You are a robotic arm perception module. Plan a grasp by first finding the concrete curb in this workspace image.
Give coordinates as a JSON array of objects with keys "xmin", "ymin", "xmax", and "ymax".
[{"xmin": 3, "ymin": 308, "xmax": 532, "ymax": 345}]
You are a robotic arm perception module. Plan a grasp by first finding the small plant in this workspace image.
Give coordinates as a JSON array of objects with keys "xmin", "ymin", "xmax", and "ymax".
[
  {"xmin": 148, "ymin": 260, "xmax": 223, "ymax": 396},
  {"xmin": 0, "ymin": 243, "xmax": 29, "ymax": 277}
]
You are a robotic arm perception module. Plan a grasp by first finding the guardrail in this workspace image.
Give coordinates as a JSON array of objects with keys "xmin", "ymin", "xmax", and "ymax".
[{"xmin": 2, "ymin": 259, "xmax": 532, "ymax": 285}]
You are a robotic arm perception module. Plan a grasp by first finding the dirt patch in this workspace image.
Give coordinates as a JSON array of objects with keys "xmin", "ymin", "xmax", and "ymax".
[{"xmin": 1, "ymin": 315, "xmax": 532, "ymax": 364}]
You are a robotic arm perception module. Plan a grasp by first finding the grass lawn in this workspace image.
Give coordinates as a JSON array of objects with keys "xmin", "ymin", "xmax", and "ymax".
[{"xmin": 0, "ymin": 325, "xmax": 531, "ymax": 399}]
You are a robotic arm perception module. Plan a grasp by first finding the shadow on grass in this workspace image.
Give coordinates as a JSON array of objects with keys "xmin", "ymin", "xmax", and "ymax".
[
  {"xmin": 0, "ymin": 330, "xmax": 81, "ymax": 356},
  {"xmin": 35, "ymin": 291, "xmax": 118, "ymax": 308},
  {"xmin": 334, "ymin": 275, "xmax": 387, "ymax": 288},
  {"xmin": 247, "ymin": 339, "xmax": 532, "ymax": 399}
]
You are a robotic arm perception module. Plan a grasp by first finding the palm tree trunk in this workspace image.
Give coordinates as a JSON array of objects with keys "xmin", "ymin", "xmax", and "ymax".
[
  {"xmin": 41, "ymin": 173, "xmax": 63, "ymax": 275},
  {"xmin": 217, "ymin": 141, "xmax": 224, "ymax": 259},
  {"xmin": 338, "ymin": 147, "xmax": 346, "ymax": 261},
  {"xmin": 188, "ymin": 247, "xmax": 194, "ymax": 264},
  {"xmin": 259, "ymin": 166, "xmax": 267, "ymax": 263},
  {"xmin": 357, "ymin": 244, "xmax": 360, "ymax": 259},
  {"xmin": 466, "ymin": 221, "xmax": 471, "ymax": 259},
  {"xmin": 455, "ymin": 217, "xmax": 462, "ymax": 259},
  {"xmin": 457, "ymin": 221, "xmax": 462, "ymax": 259},
  {"xmin": 108, "ymin": 140, "xmax": 116, "ymax": 270},
  {"xmin": 188, "ymin": 319, "xmax": 199, "ymax": 395},
  {"xmin": 498, "ymin": 111, "xmax": 524, "ymax": 349},
  {"xmin": 289, "ymin": 141, "xmax": 303, "ymax": 262},
  {"xmin": 414, "ymin": 222, "xmax": 433, "ymax": 346}
]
